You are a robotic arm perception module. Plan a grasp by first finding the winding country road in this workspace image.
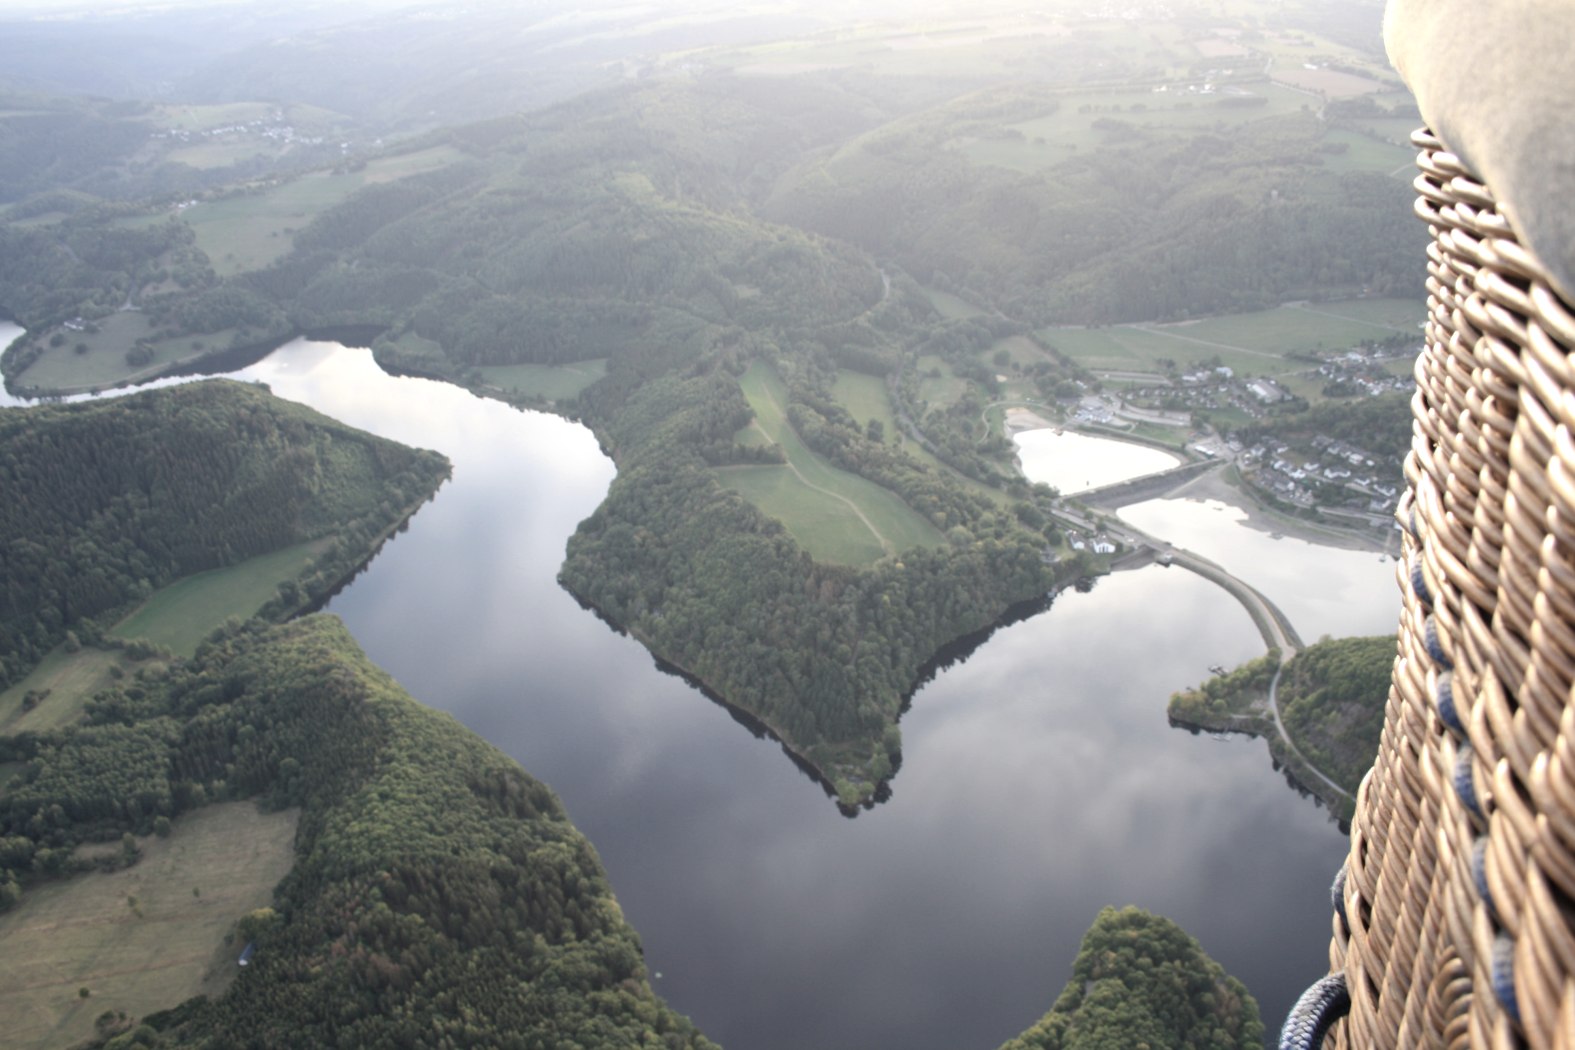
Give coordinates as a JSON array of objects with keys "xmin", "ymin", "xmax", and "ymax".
[{"xmin": 1266, "ymin": 662, "xmax": 1354, "ymax": 802}]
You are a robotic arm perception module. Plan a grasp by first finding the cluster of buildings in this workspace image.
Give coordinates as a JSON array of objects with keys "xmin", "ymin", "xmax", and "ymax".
[
  {"xmin": 1232, "ymin": 434, "xmax": 1400, "ymax": 517},
  {"xmin": 150, "ymin": 115, "xmax": 328, "ymax": 149},
  {"xmin": 1311, "ymin": 346, "xmax": 1416, "ymax": 398}
]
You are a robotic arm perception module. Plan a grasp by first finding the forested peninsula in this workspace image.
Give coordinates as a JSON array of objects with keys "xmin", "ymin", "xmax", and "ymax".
[
  {"xmin": 997, "ymin": 906, "xmax": 1264, "ymax": 1050},
  {"xmin": 0, "ymin": 382, "xmax": 1262, "ymax": 1050},
  {"xmin": 0, "ymin": 69, "xmax": 1420, "ymax": 804},
  {"xmin": 1169, "ymin": 634, "xmax": 1395, "ymax": 818},
  {"xmin": 0, "ymin": 380, "xmax": 449, "ymax": 691},
  {"xmin": 3, "ymin": 615, "xmax": 716, "ymax": 1050}
]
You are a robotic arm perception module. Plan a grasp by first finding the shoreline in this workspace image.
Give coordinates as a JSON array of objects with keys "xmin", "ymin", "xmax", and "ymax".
[
  {"xmin": 1009, "ymin": 412, "xmax": 1395, "ymax": 556},
  {"xmin": 1165, "ymin": 467, "xmax": 1393, "ymax": 555}
]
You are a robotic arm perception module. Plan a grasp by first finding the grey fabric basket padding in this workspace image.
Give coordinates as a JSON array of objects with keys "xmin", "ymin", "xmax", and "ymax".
[{"xmin": 1385, "ymin": 0, "xmax": 1575, "ymax": 302}]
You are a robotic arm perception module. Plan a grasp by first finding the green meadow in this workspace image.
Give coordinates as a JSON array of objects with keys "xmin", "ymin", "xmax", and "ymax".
[
  {"xmin": 0, "ymin": 804, "xmax": 299, "ymax": 1050},
  {"xmin": 13, "ymin": 315, "xmax": 241, "ymax": 394},
  {"xmin": 1044, "ymin": 298, "xmax": 1424, "ymax": 374},
  {"xmin": 718, "ymin": 363, "xmax": 944, "ymax": 565},
  {"xmin": 477, "ymin": 359, "xmax": 608, "ymax": 401},
  {"xmin": 184, "ymin": 174, "xmax": 364, "ymax": 276},
  {"xmin": 110, "ymin": 539, "xmax": 332, "ymax": 656},
  {"xmin": 0, "ymin": 648, "xmax": 137, "ymax": 736}
]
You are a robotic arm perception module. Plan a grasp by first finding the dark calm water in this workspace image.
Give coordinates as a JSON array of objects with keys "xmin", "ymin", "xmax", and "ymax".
[{"xmin": 6, "ymin": 334, "xmax": 1374, "ymax": 1050}]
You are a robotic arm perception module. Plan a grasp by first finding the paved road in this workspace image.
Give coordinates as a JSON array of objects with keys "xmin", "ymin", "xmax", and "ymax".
[{"xmin": 1266, "ymin": 661, "xmax": 1354, "ymax": 802}]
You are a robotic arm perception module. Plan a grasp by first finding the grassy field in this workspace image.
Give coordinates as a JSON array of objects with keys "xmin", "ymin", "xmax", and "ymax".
[
  {"xmin": 812, "ymin": 369, "xmax": 966, "ymax": 482},
  {"xmin": 915, "ymin": 354, "xmax": 968, "ymax": 406},
  {"xmin": 184, "ymin": 174, "xmax": 363, "ymax": 276},
  {"xmin": 0, "ymin": 648, "xmax": 137, "ymax": 736},
  {"xmin": 719, "ymin": 363, "xmax": 945, "ymax": 564},
  {"xmin": 831, "ymin": 369, "xmax": 897, "ymax": 436},
  {"xmin": 987, "ymin": 335, "xmax": 1047, "ymax": 370},
  {"xmin": 918, "ymin": 285, "xmax": 983, "ymax": 320},
  {"xmin": 182, "ymin": 146, "xmax": 466, "ymax": 277},
  {"xmin": 1316, "ymin": 129, "xmax": 1414, "ymax": 177},
  {"xmin": 957, "ymin": 83, "xmax": 1319, "ymax": 173},
  {"xmin": 717, "ymin": 462, "xmax": 888, "ymax": 565},
  {"xmin": 360, "ymin": 145, "xmax": 467, "ymax": 184},
  {"xmin": 111, "ymin": 539, "xmax": 332, "ymax": 657},
  {"xmin": 167, "ymin": 140, "xmax": 275, "ymax": 170},
  {"xmin": 13, "ymin": 316, "xmax": 242, "ymax": 394},
  {"xmin": 477, "ymin": 359, "xmax": 607, "ymax": 402},
  {"xmin": 0, "ymin": 803, "xmax": 300, "ymax": 1050},
  {"xmin": 1044, "ymin": 298, "xmax": 1425, "ymax": 374},
  {"xmin": 151, "ymin": 102, "xmax": 289, "ymax": 132}
]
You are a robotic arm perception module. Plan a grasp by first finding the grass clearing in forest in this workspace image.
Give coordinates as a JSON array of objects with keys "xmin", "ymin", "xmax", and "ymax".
[
  {"xmin": 360, "ymin": 145, "xmax": 466, "ymax": 183},
  {"xmin": 111, "ymin": 539, "xmax": 332, "ymax": 657},
  {"xmin": 718, "ymin": 463, "xmax": 889, "ymax": 565},
  {"xmin": 1315, "ymin": 129, "xmax": 1414, "ymax": 176},
  {"xmin": 721, "ymin": 363, "xmax": 945, "ymax": 564},
  {"xmin": 477, "ymin": 359, "xmax": 607, "ymax": 402},
  {"xmin": 824, "ymin": 369, "xmax": 959, "ymax": 477},
  {"xmin": 0, "ymin": 648, "xmax": 135, "ymax": 735},
  {"xmin": 0, "ymin": 803, "xmax": 300, "ymax": 1050},
  {"xmin": 831, "ymin": 369, "xmax": 897, "ymax": 436},
  {"xmin": 915, "ymin": 354, "xmax": 968, "ymax": 406},
  {"xmin": 184, "ymin": 173, "xmax": 361, "ymax": 276},
  {"xmin": 918, "ymin": 285, "xmax": 983, "ymax": 320}
]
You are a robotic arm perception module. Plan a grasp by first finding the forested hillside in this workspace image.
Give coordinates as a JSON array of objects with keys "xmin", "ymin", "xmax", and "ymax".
[
  {"xmin": 0, "ymin": 380, "xmax": 448, "ymax": 688},
  {"xmin": 764, "ymin": 97, "xmax": 1423, "ymax": 324},
  {"xmin": 0, "ymin": 615, "xmax": 714, "ymax": 1049},
  {"xmin": 1277, "ymin": 634, "xmax": 1394, "ymax": 791},
  {"xmin": 0, "ymin": 16, "xmax": 1423, "ymax": 806},
  {"xmin": 998, "ymin": 906, "xmax": 1264, "ymax": 1050},
  {"xmin": 125, "ymin": 80, "xmax": 1066, "ymax": 804}
]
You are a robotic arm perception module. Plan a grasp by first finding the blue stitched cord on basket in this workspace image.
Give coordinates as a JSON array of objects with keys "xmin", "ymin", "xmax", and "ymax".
[{"xmin": 1279, "ymin": 972, "xmax": 1350, "ymax": 1050}]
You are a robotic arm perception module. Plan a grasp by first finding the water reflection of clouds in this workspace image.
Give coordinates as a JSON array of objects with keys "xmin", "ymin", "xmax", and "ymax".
[
  {"xmin": 12, "ymin": 337, "xmax": 1363, "ymax": 1049},
  {"xmin": 1013, "ymin": 429, "xmax": 1182, "ymax": 493},
  {"xmin": 1120, "ymin": 497, "xmax": 1400, "ymax": 639}
]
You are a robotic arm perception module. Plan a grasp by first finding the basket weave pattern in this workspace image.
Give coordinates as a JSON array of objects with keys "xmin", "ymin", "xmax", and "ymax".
[{"xmin": 1327, "ymin": 129, "xmax": 1575, "ymax": 1050}]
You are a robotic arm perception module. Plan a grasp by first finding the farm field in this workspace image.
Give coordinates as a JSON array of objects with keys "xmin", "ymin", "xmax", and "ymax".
[
  {"xmin": 167, "ymin": 140, "xmax": 277, "ymax": 170},
  {"xmin": 184, "ymin": 173, "xmax": 363, "ymax": 276},
  {"xmin": 0, "ymin": 803, "xmax": 300, "ymax": 1050},
  {"xmin": 181, "ymin": 144, "xmax": 465, "ymax": 276},
  {"xmin": 1044, "ymin": 298, "xmax": 1425, "ymax": 374},
  {"xmin": 986, "ymin": 335, "xmax": 1047, "ymax": 371},
  {"xmin": 12, "ymin": 317, "xmax": 241, "ymax": 394},
  {"xmin": 960, "ymin": 83, "xmax": 1318, "ymax": 172},
  {"xmin": 111, "ymin": 539, "xmax": 332, "ymax": 657},
  {"xmin": 477, "ymin": 359, "xmax": 607, "ymax": 402},
  {"xmin": 720, "ymin": 363, "xmax": 944, "ymax": 565}
]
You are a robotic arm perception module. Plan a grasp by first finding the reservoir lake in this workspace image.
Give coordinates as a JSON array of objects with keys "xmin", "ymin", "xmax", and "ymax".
[
  {"xmin": 1012, "ymin": 427, "xmax": 1181, "ymax": 494},
  {"xmin": 3, "ymin": 332, "xmax": 1393, "ymax": 1050}
]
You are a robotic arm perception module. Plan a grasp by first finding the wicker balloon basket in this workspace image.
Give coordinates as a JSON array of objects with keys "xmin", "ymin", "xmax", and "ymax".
[{"xmin": 1311, "ymin": 128, "xmax": 1575, "ymax": 1050}]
